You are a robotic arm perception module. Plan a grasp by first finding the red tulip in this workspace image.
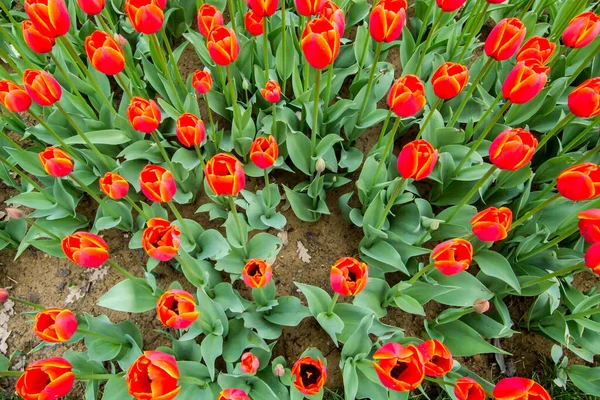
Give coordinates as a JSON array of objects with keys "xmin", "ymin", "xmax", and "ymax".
[
  {"xmin": 493, "ymin": 377, "xmax": 550, "ymax": 400},
  {"xmin": 454, "ymin": 377, "xmax": 485, "ymax": 400},
  {"xmin": 330, "ymin": 257, "xmax": 368, "ymax": 296},
  {"xmin": 16, "ymin": 358, "xmax": 74, "ymax": 400},
  {"xmin": 242, "ymin": 258, "xmax": 273, "ymax": 288},
  {"xmin": 557, "ymin": 163, "xmax": 600, "ymax": 201},
  {"xmin": 22, "ymin": 20, "xmax": 55, "ymax": 54},
  {"xmin": 486, "ymin": 0, "xmax": 506, "ymax": 2},
  {"xmin": 77, "ymin": 0, "xmax": 105, "ymax": 15},
  {"xmin": 125, "ymin": 0, "xmax": 164, "ymax": 34},
  {"xmin": 470, "ymin": 206, "xmax": 513, "ymax": 242},
  {"xmin": 387, "ymin": 75, "xmax": 426, "ymax": 117},
  {"xmin": 502, "ymin": 60, "xmax": 548, "ymax": 104},
  {"xmin": 176, "ymin": 113, "xmax": 206, "ymax": 147},
  {"xmin": 291, "ymin": 356, "xmax": 327, "ymax": 395},
  {"xmin": 321, "ymin": 1, "xmax": 345, "ymax": 38},
  {"xmin": 568, "ymin": 77, "xmax": 600, "ymax": 118},
  {"xmin": 585, "ymin": 243, "xmax": 600, "ymax": 275},
  {"xmin": 197, "ymin": 4, "xmax": 224, "ymax": 38},
  {"xmin": 139, "ymin": 164, "xmax": 177, "ymax": 203},
  {"xmin": 85, "ymin": 30, "xmax": 125, "ymax": 75},
  {"xmin": 34, "ymin": 308, "xmax": 77, "ymax": 343},
  {"xmin": 156, "ymin": 289, "xmax": 199, "ymax": 329},
  {"xmin": 578, "ymin": 209, "xmax": 600, "ymax": 244},
  {"xmin": 192, "ymin": 70, "xmax": 213, "ymax": 94},
  {"xmin": 417, "ymin": 340, "xmax": 453, "ymax": 377},
  {"xmin": 61, "ymin": 232, "xmax": 109, "ymax": 268},
  {"xmin": 261, "ymin": 80, "xmax": 281, "ymax": 103},
  {"xmin": 142, "ymin": 218, "xmax": 181, "ymax": 261},
  {"xmin": 369, "ymin": 0, "xmax": 407, "ymax": 42},
  {"xmin": 301, "ymin": 17, "xmax": 340, "ymax": 69},
  {"xmin": 39, "ymin": 147, "xmax": 73, "ymax": 177},
  {"xmin": 23, "ymin": 69, "xmax": 62, "ymax": 106},
  {"xmin": 397, "ymin": 139, "xmax": 438, "ymax": 181},
  {"xmin": 431, "ymin": 238, "xmax": 473, "ymax": 276},
  {"xmin": 431, "ymin": 62, "xmax": 468, "ymax": 100},
  {"xmin": 127, "ymin": 97, "xmax": 161, "ymax": 133},
  {"xmin": 295, "ymin": 0, "xmax": 325, "ymax": 16},
  {"xmin": 99, "ymin": 172, "xmax": 130, "ymax": 200},
  {"xmin": 245, "ymin": 10, "xmax": 264, "ymax": 36},
  {"xmin": 0, "ymin": 288, "xmax": 7, "ymax": 302},
  {"xmin": 205, "ymin": 153, "xmax": 246, "ymax": 196},
  {"xmin": 240, "ymin": 352, "xmax": 260, "ymax": 374},
  {"xmin": 127, "ymin": 351, "xmax": 181, "ymax": 400},
  {"xmin": 24, "ymin": 0, "xmax": 70, "ymax": 38},
  {"xmin": 250, "ymin": 136, "xmax": 279, "ymax": 169},
  {"xmin": 248, "ymin": 0, "xmax": 278, "ymax": 17},
  {"xmin": 484, "ymin": 18, "xmax": 526, "ymax": 61},
  {"xmin": 207, "ymin": 26, "xmax": 240, "ymax": 66},
  {"xmin": 436, "ymin": 0, "xmax": 466, "ymax": 12},
  {"xmin": 217, "ymin": 388, "xmax": 251, "ymax": 400},
  {"xmin": 562, "ymin": 12, "xmax": 600, "ymax": 49},
  {"xmin": 372, "ymin": 343, "xmax": 425, "ymax": 392},
  {"xmin": 489, "ymin": 127, "xmax": 538, "ymax": 170},
  {"xmin": 516, "ymin": 36, "xmax": 556, "ymax": 65},
  {"xmin": 0, "ymin": 80, "xmax": 32, "ymax": 112}
]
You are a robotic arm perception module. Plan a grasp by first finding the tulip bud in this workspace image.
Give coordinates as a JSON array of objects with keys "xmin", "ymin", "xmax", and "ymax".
[
  {"xmin": 240, "ymin": 352, "xmax": 260, "ymax": 374},
  {"xmin": 192, "ymin": 70, "xmax": 213, "ymax": 94},
  {"xmin": 301, "ymin": 17, "xmax": 340, "ymax": 69},
  {"xmin": 0, "ymin": 80, "xmax": 32, "ymax": 113},
  {"xmin": 473, "ymin": 299, "xmax": 490, "ymax": 314},
  {"xmin": 273, "ymin": 363, "xmax": 285, "ymax": 377},
  {"xmin": 242, "ymin": 77, "xmax": 250, "ymax": 91},
  {"xmin": 568, "ymin": 77, "xmax": 600, "ymax": 118},
  {"xmin": 5, "ymin": 208, "xmax": 23, "ymax": 220},
  {"xmin": 369, "ymin": 0, "xmax": 407, "ymax": 43},
  {"xmin": 261, "ymin": 80, "xmax": 281, "ymax": 103},
  {"xmin": 387, "ymin": 75, "xmax": 426, "ymax": 117},
  {"xmin": 562, "ymin": 12, "xmax": 600, "ymax": 49},
  {"xmin": 502, "ymin": 60, "xmax": 549, "ymax": 104},
  {"xmin": 421, "ymin": 216, "xmax": 440, "ymax": 231},
  {"xmin": 207, "ymin": 26, "xmax": 240, "ymax": 66},
  {"xmin": 250, "ymin": 136, "xmax": 279, "ymax": 169},
  {"xmin": 0, "ymin": 288, "xmax": 8, "ymax": 302},
  {"xmin": 125, "ymin": 0, "xmax": 164, "ymax": 34},
  {"xmin": 24, "ymin": 0, "xmax": 71, "ymax": 38},
  {"xmin": 114, "ymin": 33, "xmax": 128, "ymax": 47},
  {"xmin": 245, "ymin": 10, "xmax": 264, "ymax": 36},
  {"xmin": 315, "ymin": 157, "xmax": 326, "ymax": 173},
  {"xmin": 218, "ymin": 389, "xmax": 250, "ymax": 400},
  {"xmin": 484, "ymin": 18, "xmax": 526, "ymax": 61},
  {"xmin": 397, "ymin": 139, "xmax": 438, "ymax": 181}
]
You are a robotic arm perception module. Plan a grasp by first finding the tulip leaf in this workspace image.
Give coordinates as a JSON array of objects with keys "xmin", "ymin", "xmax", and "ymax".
[
  {"xmin": 200, "ymin": 333, "xmax": 222, "ymax": 381},
  {"xmin": 431, "ymin": 320, "xmax": 510, "ymax": 357},
  {"xmin": 64, "ymin": 130, "xmax": 130, "ymax": 145},
  {"xmin": 474, "ymin": 250, "xmax": 521, "ymax": 293},
  {"xmin": 97, "ymin": 279, "xmax": 158, "ymax": 313},
  {"xmin": 567, "ymin": 365, "xmax": 600, "ymax": 395},
  {"xmin": 264, "ymin": 296, "xmax": 311, "ymax": 326},
  {"xmin": 101, "ymin": 376, "xmax": 134, "ymax": 400}
]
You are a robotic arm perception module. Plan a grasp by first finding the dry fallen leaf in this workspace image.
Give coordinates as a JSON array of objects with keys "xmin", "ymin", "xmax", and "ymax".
[
  {"xmin": 297, "ymin": 240, "xmax": 311, "ymax": 264},
  {"xmin": 65, "ymin": 266, "xmax": 109, "ymax": 305},
  {"xmin": 277, "ymin": 230, "xmax": 289, "ymax": 246},
  {"xmin": 0, "ymin": 299, "xmax": 15, "ymax": 354}
]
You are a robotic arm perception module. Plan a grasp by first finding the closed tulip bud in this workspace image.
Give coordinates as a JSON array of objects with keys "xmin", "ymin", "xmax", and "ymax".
[
  {"xmin": 127, "ymin": 97, "xmax": 161, "ymax": 133},
  {"xmin": 192, "ymin": 69, "xmax": 213, "ymax": 94},
  {"xmin": 431, "ymin": 62, "xmax": 468, "ymax": 100},
  {"xmin": 431, "ymin": 238, "xmax": 473, "ymax": 276},
  {"xmin": 417, "ymin": 340, "xmax": 453, "ymax": 377},
  {"xmin": 176, "ymin": 113, "xmax": 206, "ymax": 147},
  {"xmin": 34, "ymin": 308, "xmax": 77, "ymax": 343},
  {"xmin": 127, "ymin": 351, "xmax": 181, "ymax": 400},
  {"xmin": 248, "ymin": 0, "xmax": 277, "ymax": 17},
  {"xmin": 473, "ymin": 299, "xmax": 490, "ymax": 314},
  {"xmin": 397, "ymin": 139, "xmax": 438, "ymax": 181},
  {"xmin": 22, "ymin": 20, "xmax": 55, "ymax": 54},
  {"xmin": 85, "ymin": 31, "xmax": 125, "ymax": 75},
  {"xmin": 77, "ymin": 0, "xmax": 105, "ymax": 15},
  {"xmin": 39, "ymin": 147, "xmax": 73, "ymax": 177},
  {"xmin": 197, "ymin": 4, "xmax": 224, "ymax": 37},
  {"xmin": 5, "ymin": 208, "xmax": 23, "ymax": 220},
  {"xmin": 125, "ymin": 0, "xmax": 164, "ymax": 34},
  {"xmin": 114, "ymin": 33, "xmax": 128, "ymax": 47},
  {"xmin": 142, "ymin": 218, "xmax": 181, "ymax": 261},
  {"xmin": 470, "ymin": 206, "xmax": 512, "ymax": 242},
  {"xmin": 242, "ymin": 77, "xmax": 250, "ymax": 91},
  {"xmin": 139, "ymin": 164, "xmax": 177, "ymax": 203},
  {"xmin": 516, "ymin": 36, "xmax": 556, "ymax": 65},
  {"xmin": 242, "ymin": 258, "xmax": 273, "ymax": 288},
  {"xmin": 315, "ymin": 157, "xmax": 326, "ymax": 173},
  {"xmin": 454, "ymin": 377, "xmax": 485, "ymax": 400},
  {"xmin": 273, "ymin": 363, "xmax": 285, "ymax": 376},
  {"xmin": 494, "ymin": 378, "xmax": 550, "ymax": 400},
  {"xmin": 261, "ymin": 80, "xmax": 281, "ymax": 103},
  {"xmin": 205, "ymin": 153, "xmax": 246, "ymax": 196},
  {"xmin": 301, "ymin": 17, "xmax": 340, "ymax": 69},
  {"xmin": 24, "ymin": 0, "xmax": 70, "ymax": 38},
  {"xmin": 295, "ymin": 0, "xmax": 325, "ymax": 16},
  {"xmin": 62, "ymin": 232, "xmax": 109, "ymax": 268},
  {"xmin": 484, "ymin": 18, "xmax": 526, "ymax": 61},
  {"xmin": 436, "ymin": 0, "xmax": 466, "ymax": 12},
  {"xmin": 156, "ymin": 289, "xmax": 198, "ymax": 329},
  {"xmin": 321, "ymin": 1, "xmax": 345, "ymax": 38},
  {"xmin": 23, "ymin": 69, "xmax": 62, "ymax": 106},
  {"xmin": 502, "ymin": 60, "xmax": 548, "ymax": 104},
  {"xmin": 369, "ymin": 0, "xmax": 407, "ymax": 42},
  {"xmin": 240, "ymin": 352, "xmax": 260, "ymax": 374},
  {"xmin": 217, "ymin": 388, "xmax": 251, "ymax": 400},
  {"xmin": 0, "ymin": 80, "xmax": 32, "ymax": 113},
  {"xmin": 291, "ymin": 356, "xmax": 327, "ymax": 395},
  {"xmin": 99, "ymin": 172, "xmax": 129, "ymax": 200},
  {"xmin": 373, "ymin": 343, "xmax": 425, "ymax": 392},
  {"xmin": 245, "ymin": 11, "xmax": 264, "ymax": 36},
  {"xmin": 207, "ymin": 26, "xmax": 240, "ymax": 66},
  {"xmin": 489, "ymin": 128, "xmax": 537, "ymax": 170},
  {"xmin": 250, "ymin": 136, "xmax": 279, "ymax": 169},
  {"xmin": 330, "ymin": 257, "xmax": 368, "ymax": 296},
  {"xmin": 562, "ymin": 12, "xmax": 600, "ymax": 49},
  {"xmin": 0, "ymin": 288, "xmax": 7, "ymax": 302},
  {"xmin": 578, "ymin": 209, "xmax": 600, "ymax": 244},
  {"xmin": 16, "ymin": 358, "xmax": 74, "ymax": 400},
  {"xmin": 568, "ymin": 77, "xmax": 600, "ymax": 118},
  {"xmin": 387, "ymin": 75, "xmax": 426, "ymax": 117},
  {"xmin": 585, "ymin": 243, "xmax": 600, "ymax": 275},
  {"xmin": 557, "ymin": 163, "xmax": 600, "ymax": 201}
]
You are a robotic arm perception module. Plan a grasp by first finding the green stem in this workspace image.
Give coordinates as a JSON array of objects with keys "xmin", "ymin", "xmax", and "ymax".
[
  {"xmin": 374, "ymin": 177, "xmax": 407, "ymax": 230},
  {"xmin": 263, "ymin": 19, "xmax": 270, "ymax": 81},
  {"xmin": 521, "ymin": 264, "xmax": 585, "ymax": 290},
  {"xmin": 407, "ymin": 263, "xmax": 435, "ymax": 284},
  {"xmin": 226, "ymin": 65, "xmax": 242, "ymax": 130},
  {"xmin": 447, "ymin": 57, "xmax": 494, "ymax": 127},
  {"xmin": 27, "ymin": 110, "xmax": 87, "ymax": 165},
  {"xmin": 150, "ymin": 131, "xmax": 177, "ymax": 173},
  {"xmin": 559, "ymin": 115, "xmax": 600, "ymax": 155},
  {"xmin": 49, "ymin": 53, "xmax": 96, "ymax": 118},
  {"xmin": 8, "ymin": 296, "xmax": 45, "ymax": 310},
  {"xmin": 457, "ymin": 2, "xmax": 490, "ymax": 63},
  {"xmin": 568, "ymin": 40, "xmax": 600, "ymax": 86},
  {"xmin": 203, "ymin": 94, "xmax": 217, "ymax": 142},
  {"xmin": 228, "ymin": 195, "xmax": 246, "ymax": 246},
  {"xmin": 414, "ymin": 10, "xmax": 444, "ymax": 75},
  {"xmin": 450, "ymin": 0, "xmax": 482, "ymax": 61},
  {"xmin": 565, "ymin": 307, "xmax": 600, "ymax": 321},
  {"xmin": 263, "ymin": 168, "xmax": 272, "ymax": 211},
  {"xmin": 415, "ymin": 98, "xmax": 442, "ymax": 140},
  {"xmin": 466, "ymin": 91, "xmax": 503, "ymax": 142},
  {"xmin": 115, "ymin": 73, "xmax": 133, "ymax": 99},
  {"xmin": 106, "ymin": 259, "xmax": 138, "ymax": 281},
  {"xmin": 376, "ymin": 110, "xmax": 393, "ymax": 149},
  {"xmin": 373, "ymin": 117, "xmax": 401, "ymax": 183},
  {"xmin": 194, "ymin": 144, "xmax": 206, "ymax": 170},
  {"xmin": 536, "ymin": 114, "xmax": 576, "ymax": 151},
  {"xmin": 519, "ymin": 226, "xmax": 579, "ymax": 261},
  {"xmin": 69, "ymin": 174, "xmax": 120, "ymax": 220},
  {"xmin": 415, "ymin": 0, "xmax": 435, "ymax": 45},
  {"xmin": 0, "ymin": 371, "xmax": 23, "ymax": 377},
  {"xmin": 167, "ymin": 200, "xmax": 194, "ymax": 243},
  {"xmin": 24, "ymin": 217, "xmax": 61, "ymax": 240},
  {"xmin": 323, "ymin": 63, "xmax": 334, "ymax": 119},
  {"xmin": 227, "ymin": 0, "xmax": 237, "ymax": 31},
  {"xmin": 178, "ymin": 376, "xmax": 208, "ymax": 388},
  {"xmin": 76, "ymin": 328, "xmax": 123, "ymax": 344},
  {"xmin": 272, "ymin": 102, "xmax": 277, "ymax": 138},
  {"xmin": 150, "ymin": 33, "xmax": 183, "ymax": 110},
  {"xmin": 327, "ymin": 292, "xmax": 339, "ymax": 315},
  {"xmin": 281, "ymin": 0, "xmax": 287, "ymax": 93},
  {"xmin": 425, "ymin": 376, "xmax": 454, "ymax": 387},
  {"xmin": 518, "ymin": 0, "xmax": 535, "ymax": 19},
  {"xmin": 124, "ymin": 195, "xmax": 150, "ymax": 220},
  {"xmin": 446, "ymin": 165, "xmax": 497, "ymax": 223},
  {"xmin": 356, "ymin": 41, "xmax": 383, "ymax": 125},
  {"xmin": 311, "ymin": 68, "xmax": 322, "ymax": 157},
  {"xmin": 0, "ymin": 24, "xmax": 37, "ymax": 70},
  {"xmin": 161, "ymin": 27, "xmax": 186, "ymax": 90},
  {"xmin": 510, "ymin": 193, "xmax": 561, "ymax": 230}
]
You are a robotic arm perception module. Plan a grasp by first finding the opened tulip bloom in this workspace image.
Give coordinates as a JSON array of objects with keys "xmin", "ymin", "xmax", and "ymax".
[
  {"xmin": 77, "ymin": 0, "xmax": 105, "ymax": 15},
  {"xmin": 176, "ymin": 113, "xmax": 206, "ymax": 147},
  {"xmin": 301, "ymin": 17, "xmax": 340, "ymax": 69},
  {"xmin": 578, "ymin": 209, "xmax": 600, "ymax": 244},
  {"xmin": 16, "ymin": 357, "xmax": 74, "ymax": 400},
  {"xmin": 436, "ymin": 0, "xmax": 466, "ymax": 12},
  {"xmin": 240, "ymin": 352, "xmax": 260, "ymax": 374},
  {"xmin": 516, "ymin": 36, "xmax": 556, "ymax": 65},
  {"xmin": 295, "ymin": 0, "xmax": 325, "ymax": 16},
  {"xmin": 242, "ymin": 258, "xmax": 273, "ymax": 288},
  {"xmin": 568, "ymin": 77, "xmax": 600, "ymax": 118},
  {"xmin": 39, "ymin": 147, "xmax": 73, "ymax": 177},
  {"xmin": 192, "ymin": 70, "xmax": 213, "ymax": 94},
  {"xmin": 245, "ymin": 11, "xmax": 264, "ymax": 36},
  {"xmin": 34, "ymin": 308, "xmax": 77, "ymax": 343},
  {"xmin": 502, "ymin": 60, "xmax": 548, "ymax": 104},
  {"xmin": 387, "ymin": 75, "xmax": 426, "ymax": 117},
  {"xmin": 562, "ymin": 12, "xmax": 600, "ymax": 49},
  {"xmin": 489, "ymin": 128, "xmax": 538, "ymax": 170},
  {"xmin": 454, "ymin": 377, "xmax": 485, "ymax": 400},
  {"xmin": 142, "ymin": 218, "xmax": 181, "ymax": 261},
  {"xmin": 493, "ymin": 377, "xmax": 550, "ymax": 400},
  {"xmin": 261, "ymin": 80, "xmax": 281, "ymax": 103},
  {"xmin": 250, "ymin": 136, "xmax": 279, "ymax": 169},
  {"xmin": 99, "ymin": 172, "xmax": 129, "ymax": 200},
  {"xmin": 85, "ymin": 31, "xmax": 126, "ymax": 75},
  {"xmin": 62, "ymin": 232, "xmax": 109, "ymax": 268},
  {"xmin": 197, "ymin": 4, "xmax": 224, "ymax": 37},
  {"xmin": 369, "ymin": 0, "xmax": 406, "ymax": 42},
  {"xmin": 484, "ymin": 18, "xmax": 526, "ymax": 61},
  {"xmin": 248, "ymin": 0, "xmax": 277, "ymax": 17},
  {"xmin": 585, "ymin": 243, "xmax": 600, "ymax": 275},
  {"xmin": 330, "ymin": 257, "xmax": 368, "ymax": 296},
  {"xmin": 431, "ymin": 238, "xmax": 473, "ymax": 276},
  {"xmin": 471, "ymin": 206, "xmax": 512, "ymax": 242},
  {"xmin": 139, "ymin": 164, "xmax": 177, "ymax": 202},
  {"xmin": 127, "ymin": 97, "xmax": 161, "ymax": 133},
  {"xmin": 205, "ymin": 153, "xmax": 246, "ymax": 196},
  {"xmin": 397, "ymin": 139, "xmax": 438, "ymax": 181},
  {"xmin": 156, "ymin": 289, "xmax": 199, "ymax": 329},
  {"xmin": 321, "ymin": 1, "xmax": 345, "ymax": 38},
  {"xmin": 127, "ymin": 351, "xmax": 181, "ymax": 400},
  {"xmin": 432, "ymin": 62, "xmax": 468, "ymax": 100},
  {"xmin": 373, "ymin": 343, "xmax": 425, "ymax": 392},
  {"xmin": 125, "ymin": 0, "xmax": 164, "ymax": 34},
  {"xmin": 0, "ymin": 80, "xmax": 32, "ymax": 112},
  {"xmin": 291, "ymin": 356, "xmax": 327, "ymax": 395},
  {"xmin": 23, "ymin": 69, "xmax": 62, "ymax": 106},
  {"xmin": 217, "ymin": 388, "xmax": 251, "ymax": 400},
  {"xmin": 24, "ymin": 0, "xmax": 70, "ymax": 38},
  {"xmin": 417, "ymin": 340, "xmax": 453, "ymax": 377},
  {"xmin": 557, "ymin": 163, "xmax": 600, "ymax": 201},
  {"xmin": 207, "ymin": 26, "xmax": 240, "ymax": 66},
  {"xmin": 22, "ymin": 20, "xmax": 55, "ymax": 53}
]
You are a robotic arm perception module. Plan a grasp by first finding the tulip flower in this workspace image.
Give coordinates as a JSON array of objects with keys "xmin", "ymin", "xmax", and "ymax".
[
  {"xmin": 301, "ymin": 17, "xmax": 340, "ymax": 70},
  {"xmin": 240, "ymin": 352, "xmax": 260, "ymax": 374},
  {"xmin": 431, "ymin": 238, "xmax": 473, "ymax": 276},
  {"xmin": 473, "ymin": 299, "xmax": 490, "ymax": 314},
  {"xmin": 127, "ymin": 351, "xmax": 181, "ymax": 400},
  {"xmin": 127, "ymin": 97, "xmax": 161, "ymax": 133},
  {"xmin": 205, "ymin": 153, "xmax": 246, "ymax": 196},
  {"xmin": 207, "ymin": 26, "xmax": 240, "ymax": 66},
  {"xmin": 493, "ymin": 377, "xmax": 550, "ymax": 400},
  {"xmin": 62, "ymin": 232, "xmax": 109, "ymax": 268},
  {"xmin": 24, "ymin": 0, "xmax": 70, "ymax": 38},
  {"xmin": 125, "ymin": 0, "xmax": 164, "ymax": 34},
  {"xmin": 568, "ymin": 77, "xmax": 600, "ymax": 118},
  {"xmin": 156, "ymin": 289, "xmax": 199, "ymax": 329},
  {"xmin": 23, "ymin": 69, "xmax": 62, "ymax": 107},
  {"xmin": 0, "ymin": 288, "xmax": 7, "ymax": 303},
  {"xmin": 585, "ymin": 243, "xmax": 600, "ymax": 275},
  {"xmin": 321, "ymin": 1, "xmax": 345, "ymax": 38},
  {"xmin": 197, "ymin": 4, "xmax": 224, "ymax": 37},
  {"xmin": 217, "ymin": 388, "xmax": 251, "ymax": 400},
  {"xmin": 192, "ymin": 70, "xmax": 213, "ymax": 94},
  {"xmin": 291, "ymin": 356, "xmax": 327, "ymax": 395},
  {"xmin": 139, "ymin": 164, "xmax": 176, "ymax": 203},
  {"xmin": 417, "ymin": 340, "xmax": 453, "ymax": 377},
  {"xmin": 99, "ymin": 172, "xmax": 130, "ymax": 200},
  {"xmin": 39, "ymin": 147, "xmax": 73, "ymax": 177},
  {"xmin": 431, "ymin": 62, "xmax": 468, "ymax": 100},
  {"xmin": 0, "ymin": 80, "xmax": 32, "ymax": 113},
  {"xmin": 34, "ymin": 308, "xmax": 77, "ymax": 343},
  {"xmin": 387, "ymin": 75, "xmax": 426, "ymax": 117},
  {"xmin": 369, "ymin": 0, "xmax": 406, "ymax": 42},
  {"xmin": 245, "ymin": 10, "xmax": 264, "ymax": 36},
  {"xmin": 397, "ymin": 139, "xmax": 438, "ymax": 181},
  {"xmin": 242, "ymin": 258, "xmax": 273, "ymax": 288},
  {"xmin": 295, "ymin": 0, "xmax": 325, "ymax": 16},
  {"xmin": 578, "ymin": 209, "xmax": 600, "ymax": 244},
  {"xmin": 489, "ymin": 128, "xmax": 538, "ymax": 170},
  {"xmin": 516, "ymin": 36, "xmax": 556, "ymax": 65},
  {"xmin": 176, "ymin": 113, "xmax": 206, "ymax": 147},
  {"xmin": 557, "ymin": 163, "xmax": 600, "ymax": 201},
  {"xmin": 22, "ymin": 20, "xmax": 55, "ymax": 54},
  {"xmin": 142, "ymin": 218, "xmax": 181, "ymax": 261},
  {"xmin": 470, "ymin": 206, "xmax": 512, "ymax": 242},
  {"xmin": 454, "ymin": 377, "xmax": 485, "ymax": 400},
  {"xmin": 16, "ymin": 358, "xmax": 74, "ymax": 400},
  {"xmin": 261, "ymin": 80, "xmax": 281, "ymax": 103},
  {"xmin": 502, "ymin": 60, "xmax": 549, "ymax": 104},
  {"xmin": 372, "ymin": 343, "xmax": 425, "ymax": 392},
  {"xmin": 250, "ymin": 136, "xmax": 279, "ymax": 169},
  {"xmin": 248, "ymin": 0, "xmax": 278, "ymax": 17},
  {"xmin": 486, "ymin": 0, "xmax": 506, "ymax": 2},
  {"xmin": 484, "ymin": 18, "xmax": 526, "ymax": 61},
  {"xmin": 330, "ymin": 257, "xmax": 368, "ymax": 296},
  {"xmin": 85, "ymin": 30, "xmax": 126, "ymax": 75},
  {"xmin": 77, "ymin": 0, "xmax": 105, "ymax": 15},
  {"xmin": 436, "ymin": 0, "xmax": 466, "ymax": 12},
  {"xmin": 562, "ymin": 12, "xmax": 600, "ymax": 49}
]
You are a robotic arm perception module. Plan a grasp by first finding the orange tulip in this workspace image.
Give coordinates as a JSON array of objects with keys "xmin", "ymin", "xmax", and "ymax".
[
  {"xmin": 240, "ymin": 352, "xmax": 260, "ymax": 374},
  {"xmin": 470, "ymin": 206, "xmax": 512, "ymax": 242},
  {"xmin": 502, "ymin": 60, "xmax": 549, "ymax": 104},
  {"xmin": 585, "ymin": 242, "xmax": 600, "ymax": 275},
  {"xmin": 369, "ymin": 0, "xmax": 407, "ymax": 42},
  {"xmin": 99, "ymin": 172, "xmax": 130, "ymax": 200},
  {"xmin": 321, "ymin": 1, "xmax": 345, "ymax": 38},
  {"xmin": 557, "ymin": 163, "xmax": 600, "ymax": 201},
  {"xmin": 77, "ymin": 0, "xmax": 105, "ymax": 15},
  {"xmin": 330, "ymin": 257, "xmax": 368, "ymax": 296},
  {"xmin": 493, "ymin": 377, "xmax": 550, "ymax": 400},
  {"xmin": 397, "ymin": 139, "xmax": 438, "ymax": 181},
  {"xmin": 0, "ymin": 80, "xmax": 32, "ymax": 113},
  {"xmin": 516, "ymin": 36, "xmax": 556, "ymax": 65},
  {"xmin": 176, "ymin": 113, "xmax": 206, "ymax": 147},
  {"xmin": 207, "ymin": 26, "xmax": 240, "ymax": 66},
  {"xmin": 16, "ymin": 357, "xmax": 74, "ymax": 400},
  {"xmin": 127, "ymin": 97, "xmax": 161, "ymax": 133},
  {"xmin": 248, "ymin": 0, "xmax": 278, "ymax": 17},
  {"xmin": 454, "ymin": 377, "xmax": 485, "ymax": 400},
  {"xmin": 578, "ymin": 209, "xmax": 600, "ymax": 244},
  {"xmin": 249, "ymin": 136, "xmax": 279, "ymax": 169},
  {"xmin": 142, "ymin": 218, "xmax": 181, "ymax": 261},
  {"xmin": 127, "ymin": 351, "xmax": 181, "ymax": 400},
  {"xmin": 125, "ymin": 0, "xmax": 164, "ymax": 34},
  {"xmin": 387, "ymin": 75, "xmax": 426, "ymax": 117},
  {"xmin": 436, "ymin": 0, "xmax": 466, "ymax": 12},
  {"xmin": 217, "ymin": 388, "xmax": 251, "ymax": 400},
  {"xmin": 261, "ymin": 80, "xmax": 281, "ymax": 103},
  {"xmin": 85, "ymin": 30, "xmax": 125, "ymax": 75},
  {"xmin": 205, "ymin": 153, "xmax": 246, "ymax": 196},
  {"xmin": 431, "ymin": 62, "xmax": 468, "ymax": 100},
  {"xmin": 22, "ymin": 20, "xmax": 55, "ymax": 54},
  {"xmin": 39, "ymin": 147, "xmax": 73, "ymax": 177},
  {"xmin": 295, "ymin": 0, "xmax": 325, "ymax": 16},
  {"xmin": 301, "ymin": 17, "xmax": 340, "ymax": 69},
  {"xmin": 245, "ymin": 10, "xmax": 264, "ymax": 36},
  {"xmin": 34, "ymin": 308, "xmax": 77, "ymax": 343},
  {"xmin": 373, "ymin": 343, "xmax": 425, "ymax": 392},
  {"xmin": 291, "ymin": 356, "xmax": 327, "ymax": 395},
  {"xmin": 431, "ymin": 238, "xmax": 473, "ymax": 276},
  {"xmin": 242, "ymin": 258, "xmax": 273, "ymax": 288},
  {"xmin": 484, "ymin": 18, "xmax": 526, "ymax": 61},
  {"xmin": 24, "ymin": 0, "xmax": 70, "ymax": 38},
  {"xmin": 568, "ymin": 77, "xmax": 600, "ymax": 118},
  {"xmin": 156, "ymin": 289, "xmax": 199, "ymax": 329},
  {"xmin": 62, "ymin": 232, "xmax": 109, "ymax": 268},
  {"xmin": 139, "ymin": 164, "xmax": 177, "ymax": 203},
  {"xmin": 23, "ymin": 69, "xmax": 62, "ymax": 106},
  {"xmin": 192, "ymin": 70, "xmax": 213, "ymax": 94},
  {"xmin": 197, "ymin": 4, "xmax": 224, "ymax": 37},
  {"xmin": 562, "ymin": 12, "xmax": 600, "ymax": 49},
  {"xmin": 489, "ymin": 128, "xmax": 537, "ymax": 170},
  {"xmin": 417, "ymin": 340, "xmax": 453, "ymax": 377}
]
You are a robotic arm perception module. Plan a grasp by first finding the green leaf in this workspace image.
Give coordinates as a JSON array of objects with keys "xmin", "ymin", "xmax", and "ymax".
[
  {"xmin": 200, "ymin": 333, "xmax": 222, "ymax": 381},
  {"xmin": 64, "ymin": 130, "xmax": 131, "ymax": 145},
  {"xmin": 393, "ymin": 293, "xmax": 426, "ymax": 316},
  {"xmin": 101, "ymin": 378, "xmax": 133, "ymax": 400},
  {"xmin": 97, "ymin": 279, "xmax": 157, "ymax": 312},
  {"xmin": 474, "ymin": 250, "xmax": 521, "ymax": 293},
  {"xmin": 567, "ymin": 365, "xmax": 600, "ymax": 396},
  {"xmin": 432, "ymin": 320, "xmax": 510, "ymax": 356},
  {"xmin": 285, "ymin": 131, "xmax": 313, "ymax": 175},
  {"xmin": 9, "ymin": 192, "xmax": 56, "ymax": 210},
  {"xmin": 264, "ymin": 296, "xmax": 311, "ymax": 326},
  {"xmin": 295, "ymin": 283, "xmax": 331, "ymax": 316},
  {"xmin": 341, "ymin": 314, "xmax": 374, "ymax": 361}
]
